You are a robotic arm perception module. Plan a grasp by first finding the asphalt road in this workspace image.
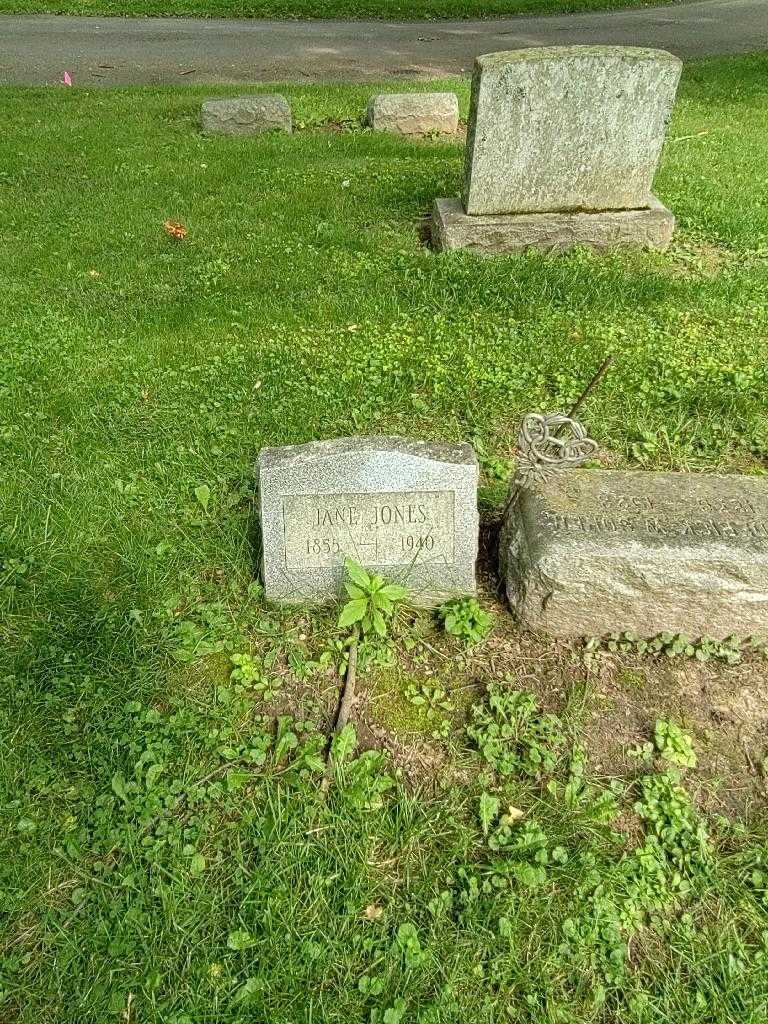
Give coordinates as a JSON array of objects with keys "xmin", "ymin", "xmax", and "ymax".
[{"xmin": 0, "ymin": 0, "xmax": 765, "ymax": 85}]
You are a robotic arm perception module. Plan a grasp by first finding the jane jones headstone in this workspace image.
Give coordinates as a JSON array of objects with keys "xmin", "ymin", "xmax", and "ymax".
[
  {"xmin": 500, "ymin": 469, "xmax": 768, "ymax": 640},
  {"xmin": 432, "ymin": 45, "xmax": 682, "ymax": 255},
  {"xmin": 257, "ymin": 437, "xmax": 479, "ymax": 607}
]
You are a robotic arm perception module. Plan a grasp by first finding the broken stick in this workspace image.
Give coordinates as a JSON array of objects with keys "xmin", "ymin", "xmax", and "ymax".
[{"xmin": 320, "ymin": 634, "xmax": 359, "ymax": 796}]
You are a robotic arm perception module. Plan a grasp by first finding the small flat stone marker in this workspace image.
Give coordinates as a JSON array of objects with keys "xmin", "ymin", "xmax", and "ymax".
[
  {"xmin": 432, "ymin": 45, "xmax": 681, "ymax": 254},
  {"xmin": 201, "ymin": 95, "xmax": 292, "ymax": 136},
  {"xmin": 500, "ymin": 469, "xmax": 768, "ymax": 639},
  {"xmin": 258, "ymin": 436, "xmax": 479, "ymax": 606},
  {"xmin": 366, "ymin": 92, "xmax": 459, "ymax": 136}
]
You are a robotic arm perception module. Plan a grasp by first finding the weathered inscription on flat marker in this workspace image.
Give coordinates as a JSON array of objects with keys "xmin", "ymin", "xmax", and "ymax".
[
  {"xmin": 258, "ymin": 437, "xmax": 478, "ymax": 606},
  {"xmin": 501, "ymin": 469, "xmax": 768, "ymax": 639},
  {"xmin": 538, "ymin": 489, "xmax": 766, "ymax": 543},
  {"xmin": 282, "ymin": 491, "xmax": 455, "ymax": 569}
]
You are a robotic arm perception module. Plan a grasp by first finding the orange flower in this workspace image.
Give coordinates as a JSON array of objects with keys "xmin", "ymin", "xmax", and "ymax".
[{"xmin": 163, "ymin": 219, "xmax": 188, "ymax": 240}]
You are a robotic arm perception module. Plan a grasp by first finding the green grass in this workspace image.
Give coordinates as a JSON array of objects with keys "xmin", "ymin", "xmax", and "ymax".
[
  {"xmin": 1, "ymin": 55, "xmax": 768, "ymax": 1022},
  {"xmin": 3, "ymin": 0, "xmax": 682, "ymax": 22}
]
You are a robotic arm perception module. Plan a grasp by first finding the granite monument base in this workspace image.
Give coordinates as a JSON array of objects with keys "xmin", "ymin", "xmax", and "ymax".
[{"xmin": 431, "ymin": 196, "xmax": 675, "ymax": 255}]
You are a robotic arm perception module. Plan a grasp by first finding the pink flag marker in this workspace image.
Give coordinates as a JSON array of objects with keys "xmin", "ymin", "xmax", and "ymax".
[{"xmin": 63, "ymin": 71, "xmax": 72, "ymax": 86}]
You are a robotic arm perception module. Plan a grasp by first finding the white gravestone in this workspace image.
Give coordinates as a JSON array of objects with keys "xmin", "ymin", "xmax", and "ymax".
[{"xmin": 257, "ymin": 437, "xmax": 478, "ymax": 606}]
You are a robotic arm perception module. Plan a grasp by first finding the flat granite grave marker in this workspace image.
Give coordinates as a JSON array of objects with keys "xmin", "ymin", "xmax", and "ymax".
[
  {"xmin": 500, "ymin": 469, "xmax": 768, "ymax": 639},
  {"xmin": 201, "ymin": 95, "xmax": 292, "ymax": 136},
  {"xmin": 258, "ymin": 436, "xmax": 478, "ymax": 606},
  {"xmin": 366, "ymin": 92, "xmax": 459, "ymax": 136},
  {"xmin": 432, "ymin": 46, "xmax": 681, "ymax": 254}
]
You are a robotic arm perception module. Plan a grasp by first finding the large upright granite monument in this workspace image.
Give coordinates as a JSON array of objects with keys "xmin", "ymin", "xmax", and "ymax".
[
  {"xmin": 258, "ymin": 436, "xmax": 478, "ymax": 606},
  {"xmin": 432, "ymin": 46, "xmax": 682, "ymax": 254}
]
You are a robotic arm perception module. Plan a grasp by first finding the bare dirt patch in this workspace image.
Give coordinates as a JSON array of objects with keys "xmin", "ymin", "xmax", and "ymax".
[{"xmin": 242, "ymin": 511, "xmax": 768, "ymax": 818}]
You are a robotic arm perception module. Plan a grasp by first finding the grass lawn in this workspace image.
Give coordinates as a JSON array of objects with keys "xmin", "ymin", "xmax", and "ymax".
[
  {"xmin": 3, "ymin": 0, "xmax": 681, "ymax": 22},
  {"xmin": 2, "ymin": 54, "xmax": 768, "ymax": 1023}
]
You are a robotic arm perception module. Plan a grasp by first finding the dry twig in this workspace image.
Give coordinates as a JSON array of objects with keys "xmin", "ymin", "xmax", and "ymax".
[{"xmin": 320, "ymin": 635, "xmax": 359, "ymax": 796}]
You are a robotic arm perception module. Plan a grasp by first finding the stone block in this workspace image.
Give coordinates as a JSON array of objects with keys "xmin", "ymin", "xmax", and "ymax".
[
  {"xmin": 366, "ymin": 92, "xmax": 459, "ymax": 136},
  {"xmin": 500, "ymin": 469, "xmax": 768, "ymax": 639},
  {"xmin": 201, "ymin": 95, "xmax": 292, "ymax": 136},
  {"xmin": 463, "ymin": 46, "xmax": 682, "ymax": 216},
  {"xmin": 258, "ymin": 436, "xmax": 479, "ymax": 606},
  {"xmin": 431, "ymin": 195, "xmax": 675, "ymax": 254}
]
